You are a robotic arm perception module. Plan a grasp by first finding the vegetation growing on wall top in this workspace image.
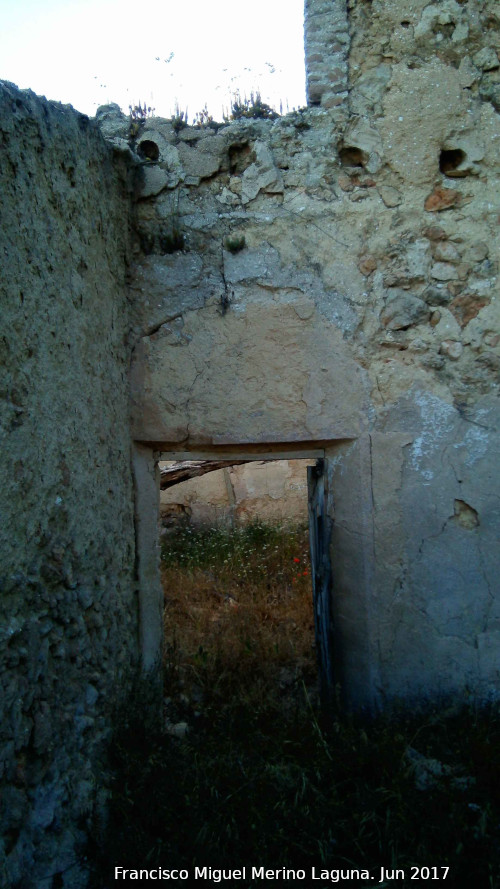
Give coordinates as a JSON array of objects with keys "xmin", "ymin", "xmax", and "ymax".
[{"xmin": 227, "ymin": 90, "xmax": 279, "ymax": 121}]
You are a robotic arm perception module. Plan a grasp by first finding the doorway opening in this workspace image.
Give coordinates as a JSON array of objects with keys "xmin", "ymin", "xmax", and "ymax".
[
  {"xmin": 134, "ymin": 436, "xmax": 375, "ymax": 713},
  {"xmin": 158, "ymin": 451, "xmax": 335, "ymax": 726}
]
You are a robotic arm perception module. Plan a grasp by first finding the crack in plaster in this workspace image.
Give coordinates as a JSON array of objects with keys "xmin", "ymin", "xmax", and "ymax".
[
  {"xmin": 141, "ymin": 293, "xmax": 219, "ymax": 343},
  {"xmin": 143, "ymin": 311, "xmax": 183, "ymax": 338},
  {"xmin": 416, "ymin": 514, "xmax": 451, "ymax": 562}
]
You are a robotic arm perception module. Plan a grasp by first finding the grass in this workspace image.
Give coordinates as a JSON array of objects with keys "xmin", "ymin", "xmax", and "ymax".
[
  {"xmin": 91, "ymin": 521, "xmax": 500, "ymax": 888},
  {"xmin": 161, "ymin": 521, "xmax": 316, "ymax": 713}
]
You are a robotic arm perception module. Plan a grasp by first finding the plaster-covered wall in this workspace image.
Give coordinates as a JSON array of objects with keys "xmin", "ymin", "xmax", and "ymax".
[
  {"xmin": 0, "ymin": 83, "xmax": 137, "ymax": 887},
  {"xmin": 98, "ymin": 0, "xmax": 500, "ymax": 706}
]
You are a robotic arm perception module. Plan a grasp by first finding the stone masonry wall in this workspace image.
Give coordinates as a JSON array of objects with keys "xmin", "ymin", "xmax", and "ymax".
[
  {"xmin": 1, "ymin": 0, "xmax": 500, "ymax": 881},
  {"xmin": 0, "ymin": 83, "xmax": 138, "ymax": 888},
  {"xmin": 99, "ymin": 0, "xmax": 500, "ymax": 706},
  {"xmin": 304, "ymin": 0, "xmax": 350, "ymax": 111}
]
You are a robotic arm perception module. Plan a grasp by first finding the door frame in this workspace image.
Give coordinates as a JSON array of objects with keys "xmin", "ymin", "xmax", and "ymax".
[
  {"xmin": 308, "ymin": 458, "xmax": 335, "ymax": 708},
  {"xmin": 133, "ymin": 435, "xmax": 380, "ymax": 712}
]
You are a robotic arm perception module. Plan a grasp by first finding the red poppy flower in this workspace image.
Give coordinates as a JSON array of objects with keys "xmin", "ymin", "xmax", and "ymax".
[{"xmin": 293, "ymin": 557, "xmax": 300, "ymax": 563}]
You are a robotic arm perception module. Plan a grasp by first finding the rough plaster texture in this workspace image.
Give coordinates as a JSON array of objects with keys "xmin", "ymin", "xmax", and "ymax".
[
  {"xmin": 0, "ymin": 83, "xmax": 137, "ymax": 887},
  {"xmin": 133, "ymin": 446, "xmax": 163, "ymax": 672},
  {"xmin": 97, "ymin": 0, "xmax": 500, "ymax": 708},
  {"xmin": 2, "ymin": 0, "xmax": 500, "ymax": 881},
  {"xmin": 160, "ymin": 459, "xmax": 315, "ymax": 526}
]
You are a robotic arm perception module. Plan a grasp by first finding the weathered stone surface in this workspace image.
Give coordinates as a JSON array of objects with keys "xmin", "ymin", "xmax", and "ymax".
[
  {"xmin": 2, "ymin": 0, "xmax": 500, "ymax": 880},
  {"xmin": 177, "ymin": 141, "xmax": 222, "ymax": 182},
  {"xmin": 138, "ymin": 165, "xmax": 170, "ymax": 197},
  {"xmin": 433, "ymin": 241, "xmax": 461, "ymax": 263},
  {"xmin": 431, "ymin": 262, "xmax": 458, "ymax": 281},
  {"xmin": 424, "ymin": 186, "xmax": 462, "ymax": 212},
  {"xmin": 440, "ymin": 339, "xmax": 463, "ymax": 360},
  {"xmin": 473, "ymin": 47, "xmax": 499, "ymax": 71},
  {"xmin": 378, "ymin": 185, "xmax": 402, "ymax": 207},
  {"xmin": 305, "ymin": 0, "xmax": 349, "ymax": 114},
  {"xmin": 380, "ymin": 293, "xmax": 430, "ymax": 330},
  {"xmin": 241, "ymin": 141, "xmax": 283, "ymax": 203},
  {"xmin": 375, "ymin": 392, "xmax": 500, "ymax": 698},
  {"xmin": 125, "ymin": 0, "xmax": 499, "ymax": 715},
  {"xmin": 449, "ymin": 293, "xmax": 491, "ymax": 328},
  {"xmin": 130, "ymin": 296, "xmax": 369, "ymax": 443},
  {"xmin": 0, "ymin": 82, "xmax": 138, "ymax": 886}
]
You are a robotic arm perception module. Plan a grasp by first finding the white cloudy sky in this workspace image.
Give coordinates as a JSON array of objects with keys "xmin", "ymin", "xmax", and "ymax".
[{"xmin": 0, "ymin": 0, "xmax": 306, "ymax": 120}]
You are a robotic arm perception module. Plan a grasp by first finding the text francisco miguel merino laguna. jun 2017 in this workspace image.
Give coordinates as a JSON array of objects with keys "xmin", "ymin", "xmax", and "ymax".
[{"xmin": 114, "ymin": 865, "xmax": 451, "ymax": 882}]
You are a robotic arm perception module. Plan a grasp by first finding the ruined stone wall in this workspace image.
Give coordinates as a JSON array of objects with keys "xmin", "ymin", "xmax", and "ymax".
[
  {"xmin": 341, "ymin": 0, "xmax": 500, "ymax": 701},
  {"xmin": 304, "ymin": 0, "xmax": 349, "ymax": 111},
  {"xmin": 101, "ymin": 0, "xmax": 500, "ymax": 707},
  {"xmin": 159, "ymin": 459, "xmax": 314, "ymax": 527},
  {"xmin": 0, "ymin": 1, "xmax": 499, "ymax": 882},
  {"xmin": 0, "ymin": 83, "xmax": 138, "ymax": 887},
  {"xmin": 2, "ymin": 6, "xmax": 500, "ymax": 880}
]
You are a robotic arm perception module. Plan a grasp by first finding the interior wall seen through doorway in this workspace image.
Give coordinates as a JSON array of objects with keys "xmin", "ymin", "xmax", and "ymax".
[{"xmin": 133, "ymin": 439, "xmax": 380, "ymax": 712}]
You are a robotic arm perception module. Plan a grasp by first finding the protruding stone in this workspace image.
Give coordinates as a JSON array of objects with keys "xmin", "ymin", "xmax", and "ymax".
[
  {"xmin": 440, "ymin": 339, "xmax": 463, "ymax": 360},
  {"xmin": 449, "ymin": 294, "xmax": 490, "ymax": 328},
  {"xmin": 177, "ymin": 142, "xmax": 222, "ymax": 181},
  {"xmin": 378, "ymin": 185, "xmax": 402, "ymax": 207},
  {"xmin": 458, "ymin": 57, "xmax": 480, "ymax": 88},
  {"xmin": 94, "ymin": 104, "xmax": 129, "ymax": 140},
  {"xmin": 433, "ymin": 242, "xmax": 460, "ymax": 263},
  {"xmin": 138, "ymin": 166, "xmax": 170, "ymax": 198},
  {"xmin": 431, "ymin": 262, "xmax": 458, "ymax": 281},
  {"xmin": 483, "ymin": 332, "xmax": 500, "ymax": 348},
  {"xmin": 472, "ymin": 47, "xmax": 499, "ymax": 71},
  {"xmin": 338, "ymin": 172, "xmax": 354, "ymax": 192},
  {"xmin": 423, "ymin": 285, "xmax": 452, "ymax": 306},
  {"xmin": 468, "ymin": 242, "xmax": 489, "ymax": 262},
  {"xmin": 216, "ymin": 187, "xmax": 240, "ymax": 206},
  {"xmin": 380, "ymin": 292, "xmax": 430, "ymax": 330},
  {"xmin": 165, "ymin": 720, "xmax": 189, "ymax": 738},
  {"xmin": 358, "ymin": 255, "xmax": 377, "ymax": 276},
  {"xmin": 423, "ymin": 225, "xmax": 448, "ymax": 241},
  {"xmin": 424, "ymin": 187, "xmax": 462, "ymax": 212},
  {"xmin": 241, "ymin": 141, "xmax": 283, "ymax": 204}
]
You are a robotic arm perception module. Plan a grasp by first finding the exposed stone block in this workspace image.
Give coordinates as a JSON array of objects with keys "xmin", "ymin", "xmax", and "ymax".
[
  {"xmin": 378, "ymin": 186, "xmax": 402, "ymax": 207},
  {"xmin": 380, "ymin": 293, "xmax": 431, "ymax": 330},
  {"xmin": 424, "ymin": 186, "xmax": 463, "ymax": 212}
]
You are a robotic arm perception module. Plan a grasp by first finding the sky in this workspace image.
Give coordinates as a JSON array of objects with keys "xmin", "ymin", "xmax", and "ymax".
[{"xmin": 0, "ymin": 0, "xmax": 306, "ymax": 120}]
